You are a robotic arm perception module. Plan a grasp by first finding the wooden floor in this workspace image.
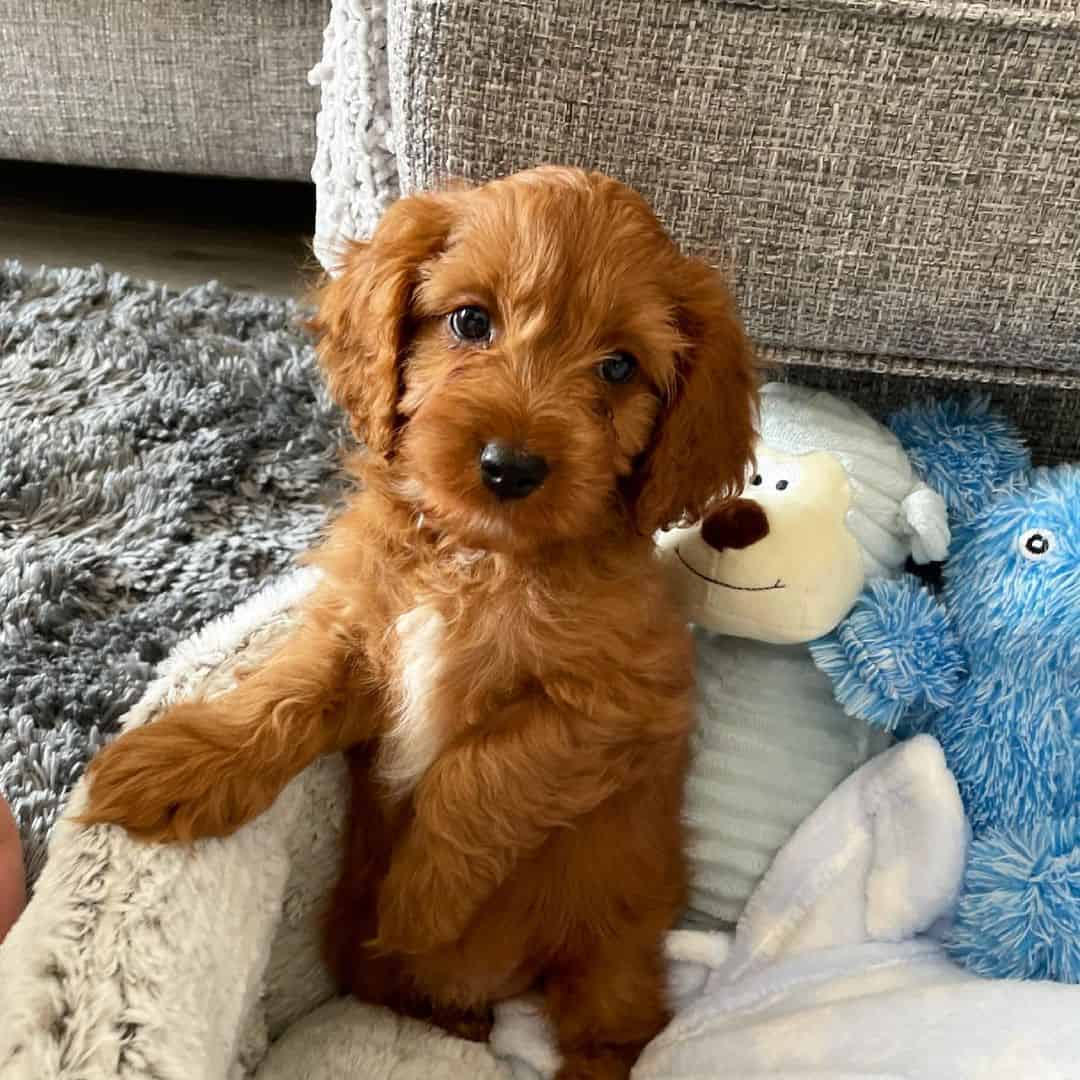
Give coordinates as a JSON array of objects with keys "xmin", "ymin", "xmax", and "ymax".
[{"xmin": 0, "ymin": 161, "xmax": 316, "ymax": 299}]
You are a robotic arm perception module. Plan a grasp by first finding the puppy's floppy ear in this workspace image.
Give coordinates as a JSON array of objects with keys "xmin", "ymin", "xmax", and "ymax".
[
  {"xmin": 631, "ymin": 259, "xmax": 758, "ymax": 534},
  {"xmin": 309, "ymin": 192, "xmax": 459, "ymax": 456}
]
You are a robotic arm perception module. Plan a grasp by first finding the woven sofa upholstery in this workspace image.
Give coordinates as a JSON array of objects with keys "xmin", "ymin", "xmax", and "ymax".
[
  {"xmin": 4, "ymin": 0, "xmax": 1076, "ymax": 458},
  {"xmin": 0, "ymin": 0, "xmax": 323, "ymax": 181},
  {"xmin": 381, "ymin": 0, "xmax": 1079, "ymax": 462}
]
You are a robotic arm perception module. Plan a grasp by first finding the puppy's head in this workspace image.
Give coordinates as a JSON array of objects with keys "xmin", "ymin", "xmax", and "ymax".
[{"xmin": 312, "ymin": 167, "xmax": 756, "ymax": 553}]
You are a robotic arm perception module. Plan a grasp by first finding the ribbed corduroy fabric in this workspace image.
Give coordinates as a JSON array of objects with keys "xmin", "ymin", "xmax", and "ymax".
[{"xmin": 686, "ymin": 631, "xmax": 890, "ymax": 925}]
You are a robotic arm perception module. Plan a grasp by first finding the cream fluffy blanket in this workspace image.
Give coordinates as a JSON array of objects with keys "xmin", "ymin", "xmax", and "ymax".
[
  {"xmin": 0, "ymin": 568, "xmax": 505, "ymax": 1079},
  {"xmin": 0, "ymin": 571, "xmax": 341, "ymax": 1079}
]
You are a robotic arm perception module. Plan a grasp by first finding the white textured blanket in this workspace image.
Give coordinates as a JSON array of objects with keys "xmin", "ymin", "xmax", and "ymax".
[
  {"xmin": 494, "ymin": 737, "xmax": 1080, "ymax": 1079},
  {"xmin": 308, "ymin": 0, "xmax": 398, "ymax": 271},
  {"xmin": 0, "ymin": 571, "xmax": 341, "ymax": 1080}
]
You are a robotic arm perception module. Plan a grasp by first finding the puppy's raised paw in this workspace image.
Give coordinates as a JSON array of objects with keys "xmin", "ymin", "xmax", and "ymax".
[{"xmin": 80, "ymin": 702, "xmax": 276, "ymax": 842}]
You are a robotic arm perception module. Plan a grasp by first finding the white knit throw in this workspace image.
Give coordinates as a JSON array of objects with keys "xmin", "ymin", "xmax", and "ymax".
[{"xmin": 309, "ymin": 0, "xmax": 400, "ymax": 273}]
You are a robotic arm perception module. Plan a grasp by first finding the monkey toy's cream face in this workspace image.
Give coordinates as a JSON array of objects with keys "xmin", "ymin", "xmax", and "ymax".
[{"xmin": 657, "ymin": 445, "xmax": 866, "ymax": 644}]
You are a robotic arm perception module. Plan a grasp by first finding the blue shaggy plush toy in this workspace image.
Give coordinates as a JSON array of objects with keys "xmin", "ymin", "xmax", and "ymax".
[{"xmin": 811, "ymin": 397, "xmax": 1080, "ymax": 982}]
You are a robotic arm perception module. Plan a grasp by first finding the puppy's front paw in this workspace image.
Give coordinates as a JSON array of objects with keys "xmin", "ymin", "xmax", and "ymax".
[
  {"xmin": 81, "ymin": 703, "xmax": 276, "ymax": 842},
  {"xmin": 429, "ymin": 1004, "xmax": 495, "ymax": 1044},
  {"xmin": 374, "ymin": 847, "xmax": 477, "ymax": 955},
  {"xmin": 555, "ymin": 1055, "xmax": 633, "ymax": 1080}
]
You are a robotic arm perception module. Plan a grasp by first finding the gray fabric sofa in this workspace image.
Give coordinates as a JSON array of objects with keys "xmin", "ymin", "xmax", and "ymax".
[
  {"xmin": 0, "ymin": 0, "xmax": 323, "ymax": 181},
  {"xmin": 330, "ymin": 0, "xmax": 1078, "ymax": 462},
  {"xmin": 4, "ymin": 0, "xmax": 1077, "ymax": 460}
]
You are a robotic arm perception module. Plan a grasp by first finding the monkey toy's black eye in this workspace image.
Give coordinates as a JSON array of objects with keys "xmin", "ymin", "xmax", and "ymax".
[
  {"xmin": 598, "ymin": 351, "xmax": 638, "ymax": 384},
  {"xmin": 448, "ymin": 306, "xmax": 492, "ymax": 343}
]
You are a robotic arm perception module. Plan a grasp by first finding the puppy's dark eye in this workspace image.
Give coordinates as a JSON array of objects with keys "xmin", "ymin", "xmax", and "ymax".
[
  {"xmin": 598, "ymin": 352, "xmax": 638, "ymax": 384},
  {"xmin": 448, "ymin": 306, "xmax": 492, "ymax": 343},
  {"xmin": 749, "ymin": 474, "xmax": 763, "ymax": 486}
]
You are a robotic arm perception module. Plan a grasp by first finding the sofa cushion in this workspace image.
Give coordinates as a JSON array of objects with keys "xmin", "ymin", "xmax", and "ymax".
[
  {"xmin": 389, "ymin": 0, "xmax": 1080, "ymax": 441},
  {"xmin": 0, "ymin": 0, "xmax": 323, "ymax": 181}
]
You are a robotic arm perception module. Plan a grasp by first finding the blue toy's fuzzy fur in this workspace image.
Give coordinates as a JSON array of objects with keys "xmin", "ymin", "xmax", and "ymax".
[{"xmin": 811, "ymin": 398, "xmax": 1080, "ymax": 982}]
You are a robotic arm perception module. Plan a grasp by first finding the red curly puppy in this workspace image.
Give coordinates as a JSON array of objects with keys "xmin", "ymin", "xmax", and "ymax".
[{"xmin": 82, "ymin": 167, "xmax": 757, "ymax": 1078}]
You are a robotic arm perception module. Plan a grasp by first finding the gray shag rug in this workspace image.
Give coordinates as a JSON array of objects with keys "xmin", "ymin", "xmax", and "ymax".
[{"xmin": 0, "ymin": 261, "xmax": 346, "ymax": 885}]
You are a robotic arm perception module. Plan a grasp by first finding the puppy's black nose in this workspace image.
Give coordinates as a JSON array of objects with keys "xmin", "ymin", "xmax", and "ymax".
[{"xmin": 479, "ymin": 441, "xmax": 549, "ymax": 501}]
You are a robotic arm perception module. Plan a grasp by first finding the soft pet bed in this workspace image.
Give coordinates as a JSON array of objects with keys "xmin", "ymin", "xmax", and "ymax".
[{"xmin": 4, "ymin": 571, "xmax": 1080, "ymax": 1080}]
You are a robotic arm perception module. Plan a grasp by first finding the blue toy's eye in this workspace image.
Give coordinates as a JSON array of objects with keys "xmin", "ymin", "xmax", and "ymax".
[{"xmin": 1019, "ymin": 528, "xmax": 1055, "ymax": 561}]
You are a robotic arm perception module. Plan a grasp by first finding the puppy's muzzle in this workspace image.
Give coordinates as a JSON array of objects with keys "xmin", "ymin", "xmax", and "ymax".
[{"xmin": 480, "ymin": 441, "xmax": 549, "ymax": 501}]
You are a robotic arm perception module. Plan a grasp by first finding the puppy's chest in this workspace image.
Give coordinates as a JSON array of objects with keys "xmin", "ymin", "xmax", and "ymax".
[
  {"xmin": 378, "ymin": 597, "xmax": 519, "ymax": 795},
  {"xmin": 377, "ymin": 570, "xmax": 573, "ymax": 789},
  {"xmin": 377, "ymin": 604, "xmax": 448, "ymax": 795}
]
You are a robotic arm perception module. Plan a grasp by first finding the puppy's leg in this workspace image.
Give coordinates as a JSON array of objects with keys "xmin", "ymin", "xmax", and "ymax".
[
  {"xmin": 545, "ymin": 937, "xmax": 670, "ymax": 1080},
  {"xmin": 328, "ymin": 746, "xmax": 495, "ymax": 1042},
  {"xmin": 81, "ymin": 596, "xmax": 383, "ymax": 841},
  {"xmin": 326, "ymin": 746, "xmax": 415, "ymax": 1013},
  {"xmin": 375, "ymin": 669, "xmax": 694, "ymax": 958},
  {"xmin": 373, "ymin": 695, "xmax": 653, "ymax": 956}
]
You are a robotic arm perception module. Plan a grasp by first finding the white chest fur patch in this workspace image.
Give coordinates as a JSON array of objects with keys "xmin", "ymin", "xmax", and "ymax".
[{"xmin": 380, "ymin": 604, "xmax": 447, "ymax": 795}]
